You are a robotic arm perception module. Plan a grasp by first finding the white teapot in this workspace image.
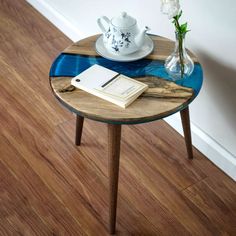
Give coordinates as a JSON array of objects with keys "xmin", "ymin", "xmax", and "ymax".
[{"xmin": 97, "ymin": 12, "xmax": 150, "ymax": 55}]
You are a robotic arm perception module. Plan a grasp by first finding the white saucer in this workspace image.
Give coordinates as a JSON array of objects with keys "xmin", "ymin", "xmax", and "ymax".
[{"xmin": 95, "ymin": 35, "xmax": 154, "ymax": 62}]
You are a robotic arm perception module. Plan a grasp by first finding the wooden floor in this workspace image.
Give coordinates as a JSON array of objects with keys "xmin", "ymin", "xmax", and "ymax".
[{"xmin": 0, "ymin": 0, "xmax": 236, "ymax": 235}]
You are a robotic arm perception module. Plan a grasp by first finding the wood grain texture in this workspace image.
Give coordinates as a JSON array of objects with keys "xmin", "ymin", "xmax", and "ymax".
[
  {"xmin": 51, "ymin": 34, "xmax": 196, "ymax": 124},
  {"xmin": 75, "ymin": 115, "xmax": 84, "ymax": 145},
  {"xmin": 63, "ymin": 34, "xmax": 198, "ymax": 63},
  {"xmin": 107, "ymin": 124, "xmax": 122, "ymax": 234},
  {"xmin": 180, "ymin": 106, "xmax": 193, "ymax": 159},
  {"xmin": 51, "ymin": 76, "xmax": 193, "ymax": 124},
  {"xmin": 1, "ymin": 0, "xmax": 236, "ymax": 235}
]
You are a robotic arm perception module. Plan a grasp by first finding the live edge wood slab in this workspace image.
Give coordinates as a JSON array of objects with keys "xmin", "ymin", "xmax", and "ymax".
[{"xmin": 50, "ymin": 35, "xmax": 196, "ymax": 124}]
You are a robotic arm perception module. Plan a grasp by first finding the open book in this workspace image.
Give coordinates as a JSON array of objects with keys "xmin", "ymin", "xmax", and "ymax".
[{"xmin": 71, "ymin": 64, "xmax": 148, "ymax": 108}]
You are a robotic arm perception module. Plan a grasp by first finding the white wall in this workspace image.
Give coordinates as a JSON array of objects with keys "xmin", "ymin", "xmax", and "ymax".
[{"xmin": 27, "ymin": 0, "xmax": 236, "ymax": 180}]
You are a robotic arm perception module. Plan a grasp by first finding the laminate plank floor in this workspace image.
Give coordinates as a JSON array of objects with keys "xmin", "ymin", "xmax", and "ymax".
[{"xmin": 0, "ymin": 0, "xmax": 236, "ymax": 235}]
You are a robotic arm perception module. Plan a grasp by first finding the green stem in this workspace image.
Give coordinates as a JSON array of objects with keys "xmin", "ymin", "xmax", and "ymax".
[
  {"xmin": 179, "ymin": 35, "xmax": 184, "ymax": 78},
  {"xmin": 173, "ymin": 17, "xmax": 185, "ymax": 78}
]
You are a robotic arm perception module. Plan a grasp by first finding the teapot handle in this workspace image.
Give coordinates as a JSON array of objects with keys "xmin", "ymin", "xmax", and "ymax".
[{"xmin": 97, "ymin": 16, "xmax": 110, "ymax": 33}]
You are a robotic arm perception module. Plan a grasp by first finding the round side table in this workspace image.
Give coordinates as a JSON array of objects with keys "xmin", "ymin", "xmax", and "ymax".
[{"xmin": 49, "ymin": 34, "xmax": 203, "ymax": 234}]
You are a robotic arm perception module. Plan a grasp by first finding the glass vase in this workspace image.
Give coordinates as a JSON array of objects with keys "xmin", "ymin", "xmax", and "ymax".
[{"xmin": 165, "ymin": 32, "xmax": 194, "ymax": 81}]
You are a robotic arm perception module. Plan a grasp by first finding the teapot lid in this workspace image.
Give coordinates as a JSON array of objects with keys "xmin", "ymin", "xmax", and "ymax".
[{"xmin": 111, "ymin": 12, "xmax": 136, "ymax": 28}]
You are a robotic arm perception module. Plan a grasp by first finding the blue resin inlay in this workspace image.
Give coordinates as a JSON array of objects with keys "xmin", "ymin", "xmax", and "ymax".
[{"xmin": 50, "ymin": 53, "xmax": 203, "ymax": 96}]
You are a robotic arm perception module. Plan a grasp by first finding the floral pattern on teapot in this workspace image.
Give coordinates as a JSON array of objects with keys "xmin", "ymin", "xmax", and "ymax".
[{"xmin": 104, "ymin": 27, "xmax": 132, "ymax": 52}]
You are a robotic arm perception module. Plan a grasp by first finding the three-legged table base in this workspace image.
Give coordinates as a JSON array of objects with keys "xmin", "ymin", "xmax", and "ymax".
[{"xmin": 74, "ymin": 106, "xmax": 193, "ymax": 234}]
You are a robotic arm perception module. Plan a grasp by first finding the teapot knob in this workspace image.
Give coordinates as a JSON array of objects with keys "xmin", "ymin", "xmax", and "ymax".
[{"xmin": 121, "ymin": 12, "xmax": 127, "ymax": 18}]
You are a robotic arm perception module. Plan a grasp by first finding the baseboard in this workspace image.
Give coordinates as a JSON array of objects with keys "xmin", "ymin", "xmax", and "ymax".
[
  {"xmin": 26, "ymin": 0, "xmax": 83, "ymax": 41},
  {"xmin": 165, "ymin": 114, "xmax": 236, "ymax": 181},
  {"xmin": 26, "ymin": 0, "xmax": 236, "ymax": 181}
]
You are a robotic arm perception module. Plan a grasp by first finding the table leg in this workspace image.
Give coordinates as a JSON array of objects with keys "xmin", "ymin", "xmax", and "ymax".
[
  {"xmin": 75, "ymin": 115, "xmax": 84, "ymax": 146},
  {"xmin": 180, "ymin": 106, "xmax": 193, "ymax": 159},
  {"xmin": 108, "ymin": 124, "xmax": 121, "ymax": 234}
]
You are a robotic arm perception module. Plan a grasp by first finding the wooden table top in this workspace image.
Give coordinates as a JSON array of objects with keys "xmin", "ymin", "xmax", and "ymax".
[{"xmin": 49, "ymin": 34, "xmax": 203, "ymax": 124}]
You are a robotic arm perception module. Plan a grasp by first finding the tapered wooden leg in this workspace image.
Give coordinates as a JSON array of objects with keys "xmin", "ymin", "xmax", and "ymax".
[
  {"xmin": 108, "ymin": 124, "xmax": 121, "ymax": 234},
  {"xmin": 75, "ymin": 115, "xmax": 84, "ymax": 146},
  {"xmin": 180, "ymin": 106, "xmax": 193, "ymax": 159}
]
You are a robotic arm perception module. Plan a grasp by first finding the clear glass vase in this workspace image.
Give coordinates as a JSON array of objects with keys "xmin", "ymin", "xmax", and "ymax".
[{"xmin": 165, "ymin": 32, "xmax": 194, "ymax": 81}]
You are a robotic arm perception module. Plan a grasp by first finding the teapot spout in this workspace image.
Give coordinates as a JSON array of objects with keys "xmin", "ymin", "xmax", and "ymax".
[{"xmin": 135, "ymin": 26, "xmax": 150, "ymax": 48}]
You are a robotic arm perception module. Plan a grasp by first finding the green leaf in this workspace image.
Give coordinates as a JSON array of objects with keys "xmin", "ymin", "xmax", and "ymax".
[
  {"xmin": 177, "ymin": 10, "xmax": 182, "ymax": 20},
  {"xmin": 180, "ymin": 22, "xmax": 188, "ymax": 33}
]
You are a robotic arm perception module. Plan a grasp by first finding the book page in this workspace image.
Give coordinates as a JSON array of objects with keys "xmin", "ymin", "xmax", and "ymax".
[
  {"xmin": 97, "ymin": 75, "xmax": 145, "ymax": 100},
  {"xmin": 71, "ymin": 64, "xmax": 118, "ymax": 89}
]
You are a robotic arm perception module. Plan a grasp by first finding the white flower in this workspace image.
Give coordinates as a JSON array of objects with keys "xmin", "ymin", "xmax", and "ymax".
[{"xmin": 161, "ymin": 0, "xmax": 180, "ymax": 19}]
